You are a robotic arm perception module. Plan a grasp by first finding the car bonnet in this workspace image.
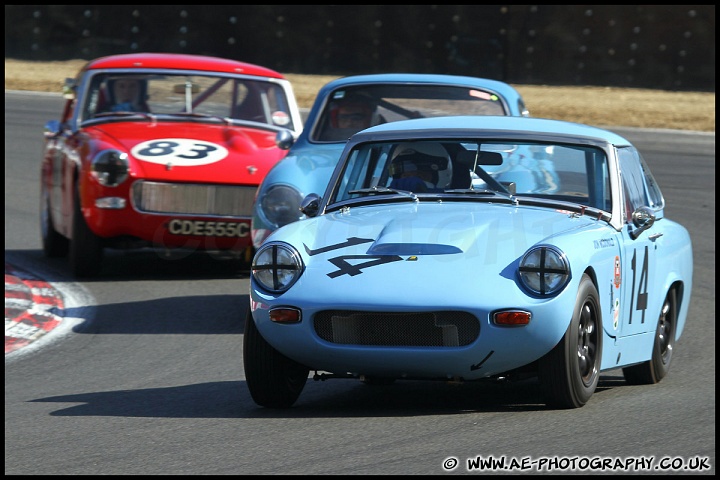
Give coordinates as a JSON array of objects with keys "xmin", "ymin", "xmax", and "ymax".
[
  {"xmin": 270, "ymin": 201, "xmax": 606, "ymax": 270},
  {"xmin": 85, "ymin": 122, "xmax": 287, "ymax": 184}
]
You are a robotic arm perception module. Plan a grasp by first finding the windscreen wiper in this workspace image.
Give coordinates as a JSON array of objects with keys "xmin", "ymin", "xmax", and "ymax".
[
  {"xmin": 443, "ymin": 188, "xmax": 518, "ymax": 205},
  {"xmin": 349, "ymin": 186, "xmax": 418, "ymax": 201}
]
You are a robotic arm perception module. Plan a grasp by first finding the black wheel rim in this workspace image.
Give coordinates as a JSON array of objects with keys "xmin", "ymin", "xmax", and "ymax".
[
  {"xmin": 577, "ymin": 301, "xmax": 599, "ymax": 386},
  {"xmin": 657, "ymin": 296, "xmax": 674, "ymax": 365}
]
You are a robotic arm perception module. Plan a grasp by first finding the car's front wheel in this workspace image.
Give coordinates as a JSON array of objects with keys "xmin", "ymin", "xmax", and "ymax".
[
  {"xmin": 69, "ymin": 188, "xmax": 103, "ymax": 278},
  {"xmin": 622, "ymin": 289, "xmax": 677, "ymax": 384},
  {"xmin": 40, "ymin": 193, "xmax": 69, "ymax": 257},
  {"xmin": 539, "ymin": 274, "xmax": 602, "ymax": 408},
  {"xmin": 243, "ymin": 306, "xmax": 309, "ymax": 408}
]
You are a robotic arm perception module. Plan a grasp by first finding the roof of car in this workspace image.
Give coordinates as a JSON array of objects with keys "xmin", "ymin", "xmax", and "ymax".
[
  {"xmin": 82, "ymin": 53, "xmax": 285, "ymax": 79},
  {"xmin": 318, "ymin": 73, "xmax": 525, "ymax": 101},
  {"xmin": 354, "ymin": 115, "xmax": 632, "ymax": 146}
]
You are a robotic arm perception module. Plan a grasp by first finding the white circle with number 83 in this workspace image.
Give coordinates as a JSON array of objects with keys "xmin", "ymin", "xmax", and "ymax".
[{"xmin": 131, "ymin": 138, "xmax": 228, "ymax": 166}]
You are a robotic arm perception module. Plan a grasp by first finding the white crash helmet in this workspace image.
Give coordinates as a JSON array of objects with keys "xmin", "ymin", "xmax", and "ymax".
[{"xmin": 389, "ymin": 141, "xmax": 452, "ymax": 189}]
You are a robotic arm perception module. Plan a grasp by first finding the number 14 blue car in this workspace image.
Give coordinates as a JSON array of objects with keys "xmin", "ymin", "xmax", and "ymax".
[{"xmin": 245, "ymin": 115, "xmax": 693, "ymax": 409}]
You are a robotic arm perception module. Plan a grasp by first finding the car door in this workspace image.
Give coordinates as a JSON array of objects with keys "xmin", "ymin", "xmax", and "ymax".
[{"xmin": 616, "ymin": 147, "xmax": 664, "ymax": 338}]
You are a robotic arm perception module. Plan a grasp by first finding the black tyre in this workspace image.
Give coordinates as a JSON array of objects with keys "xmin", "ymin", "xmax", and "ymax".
[
  {"xmin": 237, "ymin": 246, "xmax": 255, "ymax": 272},
  {"xmin": 69, "ymin": 189, "xmax": 103, "ymax": 278},
  {"xmin": 40, "ymin": 193, "xmax": 69, "ymax": 257},
  {"xmin": 539, "ymin": 274, "xmax": 602, "ymax": 409},
  {"xmin": 243, "ymin": 306, "xmax": 309, "ymax": 408},
  {"xmin": 622, "ymin": 289, "xmax": 677, "ymax": 385}
]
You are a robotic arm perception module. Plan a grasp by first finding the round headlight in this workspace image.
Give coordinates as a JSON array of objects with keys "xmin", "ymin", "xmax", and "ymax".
[
  {"xmin": 91, "ymin": 149, "xmax": 129, "ymax": 186},
  {"xmin": 252, "ymin": 242, "xmax": 303, "ymax": 293},
  {"xmin": 258, "ymin": 184, "xmax": 304, "ymax": 229},
  {"xmin": 518, "ymin": 246, "xmax": 570, "ymax": 296}
]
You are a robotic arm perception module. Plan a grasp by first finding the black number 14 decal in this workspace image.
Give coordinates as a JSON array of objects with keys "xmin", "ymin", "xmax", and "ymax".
[{"xmin": 628, "ymin": 246, "xmax": 649, "ymax": 324}]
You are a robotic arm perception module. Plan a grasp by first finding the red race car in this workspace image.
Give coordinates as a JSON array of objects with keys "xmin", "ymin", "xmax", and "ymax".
[{"xmin": 40, "ymin": 53, "xmax": 303, "ymax": 277}]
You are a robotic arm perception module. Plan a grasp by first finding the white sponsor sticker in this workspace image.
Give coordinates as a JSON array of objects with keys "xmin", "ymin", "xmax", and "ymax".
[
  {"xmin": 271, "ymin": 111, "xmax": 290, "ymax": 126},
  {"xmin": 131, "ymin": 138, "xmax": 228, "ymax": 166}
]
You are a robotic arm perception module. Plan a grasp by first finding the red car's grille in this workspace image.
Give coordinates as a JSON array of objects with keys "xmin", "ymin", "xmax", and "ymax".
[
  {"xmin": 132, "ymin": 181, "xmax": 256, "ymax": 217},
  {"xmin": 314, "ymin": 310, "xmax": 480, "ymax": 347}
]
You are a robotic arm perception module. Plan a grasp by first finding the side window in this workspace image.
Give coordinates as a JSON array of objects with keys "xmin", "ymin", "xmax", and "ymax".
[
  {"xmin": 617, "ymin": 147, "xmax": 659, "ymax": 223},
  {"xmin": 233, "ymin": 81, "xmax": 295, "ymax": 130},
  {"xmin": 518, "ymin": 98, "xmax": 530, "ymax": 117},
  {"xmin": 265, "ymin": 83, "xmax": 292, "ymax": 127},
  {"xmin": 638, "ymin": 153, "xmax": 665, "ymax": 209}
]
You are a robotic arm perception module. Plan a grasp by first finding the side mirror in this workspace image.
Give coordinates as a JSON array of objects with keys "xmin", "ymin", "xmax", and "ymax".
[
  {"xmin": 299, "ymin": 193, "xmax": 321, "ymax": 218},
  {"xmin": 275, "ymin": 129, "xmax": 295, "ymax": 150},
  {"xmin": 44, "ymin": 120, "xmax": 62, "ymax": 138},
  {"xmin": 629, "ymin": 206, "xmax": 656, "ymax": 239}
]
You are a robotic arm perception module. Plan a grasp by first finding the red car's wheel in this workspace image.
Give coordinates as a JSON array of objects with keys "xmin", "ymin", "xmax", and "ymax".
[
  {"xmin": 69, "ymin": 189, "xmax": 103, "ymax": 278},
  {"xmin": 40, "ymin": 193, "xmax": 69, "ymax": 257}
]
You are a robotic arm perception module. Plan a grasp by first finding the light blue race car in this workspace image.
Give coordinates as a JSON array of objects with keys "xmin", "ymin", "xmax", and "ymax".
[
  {"xmin": 245, "ymin": 115, "xmax": 693, "ymax": 410},
  {"xmin": 251, "ymin": 74, "xmax": 530, "ymax": 249}
]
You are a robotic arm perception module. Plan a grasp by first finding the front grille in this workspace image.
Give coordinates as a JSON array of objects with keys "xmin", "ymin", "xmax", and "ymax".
[
  {"xmin": 314, "ymin": 310, "xmax": 480, "ymax": 347},
  {"xmin": 132, "ymin": 181, "xmax": 256, "ymax": 217}
]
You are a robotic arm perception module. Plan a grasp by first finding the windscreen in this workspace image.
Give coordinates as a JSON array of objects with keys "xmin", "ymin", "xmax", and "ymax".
[
  {"xmin": 328, "ymin": 139, "xmax": 611, "ymax": 212},
  {"xmin": 80, "ymin": 72, "xmax": 296, "ymax": 130},
  {"xmin": 313, "ymin": 84, "xmax": 509, "ymax": 142}
]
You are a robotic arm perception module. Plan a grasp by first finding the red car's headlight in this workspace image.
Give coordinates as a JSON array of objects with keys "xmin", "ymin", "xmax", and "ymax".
[{"xmin": 91, "ymin": 149, "xmax": 129, "ymax": 187}]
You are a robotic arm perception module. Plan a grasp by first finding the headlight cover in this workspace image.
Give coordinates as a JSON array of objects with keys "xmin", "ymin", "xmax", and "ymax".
[
  {"xmin": 252, "ymin": 242, "xmax": 304, "ymax": 293},
  {"xmin": 91, "ymin": 149, "xmax": 129, "ymax": 187},
  {"xmin": 518, "ymin": 245, "xmax": 570, "ymax": 296},
  {"xmin": 258, "ymin": 184, "xmax": 305, "ymax": 229}
]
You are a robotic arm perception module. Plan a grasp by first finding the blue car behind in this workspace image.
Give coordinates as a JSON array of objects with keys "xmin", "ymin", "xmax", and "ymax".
[{"xmin": 251, "ymin": 74, "xmax": 529, "ymax": 248}]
